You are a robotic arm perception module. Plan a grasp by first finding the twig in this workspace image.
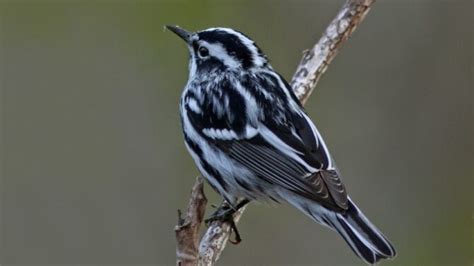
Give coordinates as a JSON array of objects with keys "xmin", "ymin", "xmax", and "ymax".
[
  {"xmin": 175, "ymin": 177, "xmax": 207, "ymax": 266},
  {"xmin": 292, "ymin": 0, "xmax": 376, "ymax": 105},
  {"xmin": 175, "ymin": 0, "xmax": 376, "ymax": 265},
  {"xmin": 198, "ymin": 206, "xmax": 245, "ymax": 265}
]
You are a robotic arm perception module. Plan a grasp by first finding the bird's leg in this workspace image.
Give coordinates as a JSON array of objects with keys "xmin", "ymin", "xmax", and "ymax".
[
  {"xmin": 205, "ymin": 199, "xmax": 249, "ymax": 223},
  {"xmin": 205, "ymin": 199, "xmax": 250, "ymax": 244}
]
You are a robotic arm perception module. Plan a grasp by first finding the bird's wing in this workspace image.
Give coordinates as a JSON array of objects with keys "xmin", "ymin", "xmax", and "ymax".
[
  {"xmin": 218, "ymin": 132, "xmax": 347, "ymax": 211},
  {"xmin": 258, "ymin": 109, "xmax": 349, "ymax": 210}
]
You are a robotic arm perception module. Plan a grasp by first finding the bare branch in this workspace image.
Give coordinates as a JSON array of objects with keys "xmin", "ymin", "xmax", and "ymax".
[
  {"xmin": 175, "ymin": 177, "xmax": 207, "ymax": 266},
  {"xmin": 198, "ymin": 207, "xmax": 246, "ymax": 265},
  {"xmin": 292, "ymin": 0, "xmax": 376, "ymax": 105},
  {"xmin": 175, "ymin": 0, "xmax": 376, "ymax": 265}
]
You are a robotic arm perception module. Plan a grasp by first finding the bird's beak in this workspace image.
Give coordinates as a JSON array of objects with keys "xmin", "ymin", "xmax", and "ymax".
[{"xmin": 166, "ymin": 25, "xmax": 192, "ymax": 44}]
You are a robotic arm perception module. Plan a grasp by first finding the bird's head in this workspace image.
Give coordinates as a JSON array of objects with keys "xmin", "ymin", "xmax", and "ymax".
[{"xmin": 166, "ymin": 25, "xmax": 269, "ymax": 78}]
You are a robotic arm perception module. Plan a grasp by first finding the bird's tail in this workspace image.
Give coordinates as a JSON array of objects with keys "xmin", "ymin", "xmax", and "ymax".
[{"xmin": 289, "ymin": 197, "xmax": 396, "ymax": 264}]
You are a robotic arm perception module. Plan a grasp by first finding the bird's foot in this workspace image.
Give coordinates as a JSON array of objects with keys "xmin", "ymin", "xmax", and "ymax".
[
  {"xmin": 205, "ymin": 203, "xmax": 235, "ymax": 224},
  {"xmin": 205, "ymin": 201, "xmax": 248, "ymax": 244}
]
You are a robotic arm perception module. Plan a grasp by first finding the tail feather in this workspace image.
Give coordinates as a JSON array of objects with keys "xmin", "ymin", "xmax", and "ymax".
[
  {"xmin": 290, "ymin": 196, "xmax": 396, "ymax": 264},
  {"xmin": 330, "ymin": 215, "xmax": 380, "ymax": 263},
  {"xmin": 341, "ymin": 200, "xmax": 396, "ymax": 258}
]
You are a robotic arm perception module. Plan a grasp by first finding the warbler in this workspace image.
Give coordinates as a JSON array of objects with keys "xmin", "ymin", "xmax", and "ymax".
[{"xmin": 167, "ymin": 25, "xmax": 396, "ymax": 264}]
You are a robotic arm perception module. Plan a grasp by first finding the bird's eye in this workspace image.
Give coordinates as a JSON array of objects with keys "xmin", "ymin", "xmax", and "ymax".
[{"xmin": 198, "ymin": 46, "xmax": 209, "ymax": 58}]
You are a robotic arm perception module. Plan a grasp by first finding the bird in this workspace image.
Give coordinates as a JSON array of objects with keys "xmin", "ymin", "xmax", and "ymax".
[{"xmin": 166, "ymin": 25, "xmax": 396, "ymax": 264}]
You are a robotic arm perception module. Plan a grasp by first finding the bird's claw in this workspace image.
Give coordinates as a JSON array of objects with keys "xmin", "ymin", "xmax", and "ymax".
[
  {"xmin": 204, "ymin": 204, "xmax": 234, "ymax": 225},
  {"xmin": 204, "ymin": 204, "xmax": 242, "ymax": 244}
]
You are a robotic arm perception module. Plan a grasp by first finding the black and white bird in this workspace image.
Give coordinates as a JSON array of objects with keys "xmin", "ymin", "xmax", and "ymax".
[{"xmin": 167, "ymin": 25, "xmax": 396, "ymax": 264}]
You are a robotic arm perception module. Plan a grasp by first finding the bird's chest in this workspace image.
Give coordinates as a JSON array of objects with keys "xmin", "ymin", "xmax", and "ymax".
[{"xmin": 180, "ymin": 82, "xmax": 249, "ymax": 135}]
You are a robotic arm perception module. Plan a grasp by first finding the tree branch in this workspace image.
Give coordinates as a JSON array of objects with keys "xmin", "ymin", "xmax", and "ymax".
[
  {"xmin": 291, "ymin": 0, "xmax": 375, "ymax": 105},
  {"xmin": 175, "ymin": 177, "xmax": 207, "ymax": 266},
  {"xmin": 197, "ymin": 205, "xmax": 245, "ymax": 265},
  {"xmin": 175, "ymin": 0, "xmax": 376, "ymax": 265}
]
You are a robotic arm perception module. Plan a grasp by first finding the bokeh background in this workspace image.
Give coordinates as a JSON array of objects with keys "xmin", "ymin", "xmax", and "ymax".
[{"xmin": 1, "ymin": 0, "xmax": 472, "ymax": 265}]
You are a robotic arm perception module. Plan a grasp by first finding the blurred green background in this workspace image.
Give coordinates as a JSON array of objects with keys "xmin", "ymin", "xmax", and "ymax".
[{"xmin": 0, "ymin": 0, "xmax": 472, "ymax": 265}]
